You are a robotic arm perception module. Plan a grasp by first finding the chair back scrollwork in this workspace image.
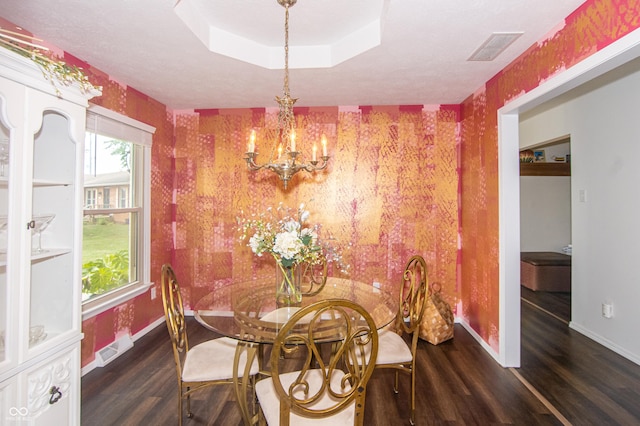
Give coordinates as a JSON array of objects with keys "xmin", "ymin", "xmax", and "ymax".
[
  {"xmin": 300, "ymin": 254, "xmax": 328, "ymax": 296},
  {"xmin": 161, "ymin": 264, "xmax": 189, "ymax": 369},
  {"xmin": 396, "ymin": 255, "xmax": 429, "ymax": 336},
  {"xmin": 269, "ymin": 299, "xmax": 378, "ymax": 425}
]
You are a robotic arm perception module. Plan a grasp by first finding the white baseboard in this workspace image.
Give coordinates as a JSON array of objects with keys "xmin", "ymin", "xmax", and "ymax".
[
  {"xmin": 81, "ymin": 316, "xmax": 165, "ymax": 377},
  {"xmin": 456, "ymin": 317, "xmax": 503, "ymax": 366},
  {"xmin": 569, "ymin": 321, "xmax": 640, "ymax": 367}
]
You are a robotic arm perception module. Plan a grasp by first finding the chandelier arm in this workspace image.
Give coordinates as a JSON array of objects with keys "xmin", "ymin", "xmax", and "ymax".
[
  {"xmin": 301, "ymin": 157, "xmax": 330, "ymax": 173},
  {"xmin": 244, "ymin": 154, "xmax": 270, "ymax": 171}
]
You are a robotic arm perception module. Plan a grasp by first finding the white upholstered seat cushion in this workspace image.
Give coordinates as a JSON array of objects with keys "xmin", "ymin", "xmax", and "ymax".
[
  {"xmin": 374, "ymin": 329, "xmax": 413, "ymax": 365},
  {"xmin": 182, "ymin": 336, "xmax": 259, "ymax": 382},
  {"xmin": 260, "ymin": 307, "xmax": 301, "ymax": 323},
  {"xmin": 255, "ymin": 369, "xmax": 356, "ymax": 425}
]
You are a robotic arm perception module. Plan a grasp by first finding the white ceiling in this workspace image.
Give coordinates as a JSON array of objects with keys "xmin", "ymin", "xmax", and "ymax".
[{"xmin": 1, "ymin": 0, "xmax": 586, "ymax": 110}]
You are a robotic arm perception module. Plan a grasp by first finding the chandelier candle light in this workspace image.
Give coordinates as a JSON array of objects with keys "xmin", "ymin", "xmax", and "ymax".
[{"xmin": 243, "ymin": 0, "xmax": 330, "ymax": 189}]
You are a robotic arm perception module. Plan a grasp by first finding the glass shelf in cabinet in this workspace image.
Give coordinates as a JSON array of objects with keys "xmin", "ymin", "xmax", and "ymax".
[
  {"xmin": 30, "ymin": 248, "xmax": 70, "ymax": 262},
  {"xmin": 32, "ymin": 178, "xmax": 72, "ymax": 187}
]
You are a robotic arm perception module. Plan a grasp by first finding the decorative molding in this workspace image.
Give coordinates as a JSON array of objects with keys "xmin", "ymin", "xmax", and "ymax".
[{"xmin": 27, "ymin": 353, "xmax": 72, "ymax": 416}]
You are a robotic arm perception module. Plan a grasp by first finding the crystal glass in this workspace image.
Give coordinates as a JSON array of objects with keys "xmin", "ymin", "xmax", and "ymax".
[
  {"xmin": 29, "ymin": 324, "xmax": 46, "ymax": 345},
  {"xmin": 31, "ymin": 214, "xmax": 55, "ymax": 254},
  {"xmin": 0, "ymin": 139, "xmax": 8, "ymax": 177}
]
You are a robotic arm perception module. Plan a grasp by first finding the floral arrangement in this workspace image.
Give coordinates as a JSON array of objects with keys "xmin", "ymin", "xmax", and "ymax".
[
  {"xmin": 237, "ymin": 202, "xmax": 348, "ymax": 272},
  {"xmin": 0, "ymin": 27, "xmax": 100, "ymax": 97}
]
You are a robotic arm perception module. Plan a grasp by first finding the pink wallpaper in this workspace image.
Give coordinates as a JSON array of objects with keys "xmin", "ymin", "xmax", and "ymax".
[
  {"xmin": 171, "ymin": 105, "xmax": 460, "ymax": 315},
  {"xmin": 459, "ymin": 0, "xmax": 640, "ymax": 350},
  {"xmin": 2, "ymin": 0, "xmax": 637, "ymax": 367}
]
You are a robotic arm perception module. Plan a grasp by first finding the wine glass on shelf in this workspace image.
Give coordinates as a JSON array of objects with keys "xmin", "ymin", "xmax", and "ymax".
[
  {"xmin": 0, "ymin": 139, "xmax": 8, "ymax": 177},
  {"xmin": 31, "ymin": 214, "xmax": 55, "ymax": 254}
]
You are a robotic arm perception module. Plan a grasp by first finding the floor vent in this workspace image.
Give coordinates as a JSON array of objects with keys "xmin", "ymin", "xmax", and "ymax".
[{"xmin": 96, "ymin": 334, "xmax": 134, "ymax": 367}]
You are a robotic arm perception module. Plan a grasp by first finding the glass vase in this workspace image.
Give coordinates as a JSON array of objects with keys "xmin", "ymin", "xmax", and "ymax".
[{"xmin": 275, "ymin": 262, "xmax": 302, "ymax": 307}]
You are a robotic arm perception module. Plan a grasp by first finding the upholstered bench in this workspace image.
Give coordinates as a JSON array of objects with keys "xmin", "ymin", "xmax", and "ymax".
[{"xmin": 520, "ymin": 251, "xmax": 571, "ymax": 292}]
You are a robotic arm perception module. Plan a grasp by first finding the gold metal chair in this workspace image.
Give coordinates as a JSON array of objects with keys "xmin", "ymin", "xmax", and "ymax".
[
  {"xmin": 255, "ymin": 299, "xmax": 379, "ymax": 425},
  {"xmin": 374, "ymin": 255, "xmax": 428, "ymax": 425},
  {"xmin": 300, "ymin": 254, "xmax": 328, "ymax": 296},
  {"xmin": 161, "ymin": 264, "xmax": 259, "ymax": 425}
]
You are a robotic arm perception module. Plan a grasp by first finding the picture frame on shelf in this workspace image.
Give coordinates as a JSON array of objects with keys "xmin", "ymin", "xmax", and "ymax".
[{"xmin": 533, "ymin": 150, "xmax": 546, "ymax": 162}]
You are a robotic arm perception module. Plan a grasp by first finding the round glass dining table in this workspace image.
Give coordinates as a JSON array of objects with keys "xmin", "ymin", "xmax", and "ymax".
[
  {"xmin": 193, "ymin": 276, "xmax": 398, "ymax": 426},
  {"xmin": 194, "ymin": 276, "xmax": 398, "ymax": 344}
]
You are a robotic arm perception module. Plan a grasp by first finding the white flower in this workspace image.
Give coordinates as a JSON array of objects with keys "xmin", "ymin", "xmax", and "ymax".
[
  {"xmin": 300, "ymin": 228, "xmax": 317, "ymax": 244},
  {"xmin": 248, "ymin": 234, "xmax": 264, "ymax": 256},
  {"xmin": 273, "ymin": 230, "xmax": 304, "ymax": 260},
  {"xmin": 282, "ymin": 220, "xmax": 300, "ymax": 233},
  {"xmin": 237, "ymin": 203, "xmax": 347, "ymax": 272}
]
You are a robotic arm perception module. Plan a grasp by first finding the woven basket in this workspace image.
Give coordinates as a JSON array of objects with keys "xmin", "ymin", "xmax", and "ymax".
[{"xmin": 419, "ymin": 283, "xmax": 454, "ymax": 345}]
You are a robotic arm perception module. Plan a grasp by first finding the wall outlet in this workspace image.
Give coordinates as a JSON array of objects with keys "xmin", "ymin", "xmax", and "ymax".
[
  {"xmin": 602, "ymin": 302, "xmax": 613, "ymax": 318},
  {"xmin": 579, "ymin": 189, "xmax": 588, "ymax": 202},
  {"xmin": 150, "ymin": 287, "xmax": 157, "ymax": 300}
]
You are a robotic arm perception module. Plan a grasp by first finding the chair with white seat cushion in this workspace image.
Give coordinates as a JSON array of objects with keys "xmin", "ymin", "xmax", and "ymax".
[
  {"xmin": 161, "ymin": 264, "xmax": 259, "ymax": 425},
  {"xmin": 374, "ymin": 255, "xmax": 428, "ymax": 425},
  {"xmin": 255, "ymin": 299, "xmax": 378, "ymax": 425}
]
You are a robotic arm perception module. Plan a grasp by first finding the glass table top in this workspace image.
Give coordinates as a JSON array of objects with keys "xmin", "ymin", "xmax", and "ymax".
[{"xmin": 194, "ymin": 277, "xmax": 398, "ymax": 344}]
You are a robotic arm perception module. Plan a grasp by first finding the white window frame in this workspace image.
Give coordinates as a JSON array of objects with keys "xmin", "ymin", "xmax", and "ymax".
[
  {"xmin": 86, "ymin": 188, "xmax": 97, "ymax": 209},
  {"xmin": 102, "ymin": 187, "xmax": 110, "ymax": 209},
  {"xmin": 82, "ymin": 104, "xmax": 155, "ymax": 320},
  {"xmin": 119, "ymin": 187, "xmax": 127, "ymax": 208}
]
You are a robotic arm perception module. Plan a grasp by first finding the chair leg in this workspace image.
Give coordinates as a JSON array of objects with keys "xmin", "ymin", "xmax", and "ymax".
[
  {"xmin": 410, "ymin": 366, "xmax": 416, "ymax": 425},
  {"xmin": 186, "ymin": 386, "xmax": 193, "ymax": 418},
  {"xmin": 178, "ymin": 385, "xmax": 183, "ymax": 426}
]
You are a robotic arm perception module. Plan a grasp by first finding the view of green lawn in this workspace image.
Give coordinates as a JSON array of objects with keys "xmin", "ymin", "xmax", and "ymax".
[{"xmin": 82, "ymin": 222, "xmax": 129, "ymax": 263}]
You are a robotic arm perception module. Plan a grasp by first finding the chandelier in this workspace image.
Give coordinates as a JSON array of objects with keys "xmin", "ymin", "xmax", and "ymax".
[{"xmin": 244, "ymin": 0, "xmax": 330, "ymax": 189}]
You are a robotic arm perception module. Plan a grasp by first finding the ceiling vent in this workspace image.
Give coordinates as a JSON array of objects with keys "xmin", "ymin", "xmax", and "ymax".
[{"xmin": 468, "ymin": 32, "xmax": 523, "ymax": 61}]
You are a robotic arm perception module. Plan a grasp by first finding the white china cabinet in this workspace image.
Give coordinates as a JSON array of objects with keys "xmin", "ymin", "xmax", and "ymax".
[{"xmin": 0, "ymin": 46, "xmax": 99, "ymax": 424}]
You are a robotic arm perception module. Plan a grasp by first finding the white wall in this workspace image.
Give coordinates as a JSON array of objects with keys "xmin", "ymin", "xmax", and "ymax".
[
  {"xmin": 519, "ymin": 61, "xmax": 640, "ymax": 364},
  {"xmin": 520, "ymin": 176, "xmax": 571, "ymax": 252}
]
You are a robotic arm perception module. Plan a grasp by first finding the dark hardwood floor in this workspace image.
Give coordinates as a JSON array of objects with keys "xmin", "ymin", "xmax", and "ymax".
[
  {"xmin": 521, "ymin": 286, "xmax": 571, "ymax": 324},
  {"xmin": 81, "ymin": 291, "xmax": 640, "ymax": 425}
]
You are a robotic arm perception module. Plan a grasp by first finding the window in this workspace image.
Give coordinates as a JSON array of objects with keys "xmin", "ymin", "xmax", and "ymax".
[
  {"xmin": 102, "ymin": 188, "xmax": 110, "ymax": 209},
  {"xmin": 119, "ymin": 187, "xmax": 127, "ymax": 208},
  {"xmin": 86, "ymin": 189, "xmax": 97, "ymax": 209},
  {"xmin": 82, "ymin": 105, "xmax": 154, "ymax": 319}
]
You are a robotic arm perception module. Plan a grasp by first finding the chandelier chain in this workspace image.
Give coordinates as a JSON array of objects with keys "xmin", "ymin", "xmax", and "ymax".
[
  {"xmin": 243, "ymin": 0, "xmax": 329, "ymax": 190},
  {"xmin": 283, "ymin": 3, "xmax": 290, "ymax": 98},
  {"xmin": 278, "ymin": 2, "xmax": 295, "ymax": 153}
]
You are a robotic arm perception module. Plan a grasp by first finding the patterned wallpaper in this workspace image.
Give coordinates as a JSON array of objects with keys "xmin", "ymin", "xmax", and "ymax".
[
  {"xmin": 459, "ymin": 0, "xmax": 640, "ymax": 350},
  {"xmin": 171, "ymin": 105, "xmax": 460, "ymax": 314},
  {"xmin": 3, "ymin": 0, "xmax": 636, "ymax": 367}
]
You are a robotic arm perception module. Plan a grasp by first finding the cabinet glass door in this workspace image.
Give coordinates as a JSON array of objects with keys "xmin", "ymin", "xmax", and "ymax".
[
  {"xmin": 29, "ymin": 111, "xmax": 76, "ymax": 350},
  {"xmin": 0, "ymin": 100, "xmax": 9, "ymax": 362}
]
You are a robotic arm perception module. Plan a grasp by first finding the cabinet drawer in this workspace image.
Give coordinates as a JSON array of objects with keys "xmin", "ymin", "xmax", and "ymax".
[{"xmin": 21, "ymin": 345, "xmax": 79, "ymax": 425}]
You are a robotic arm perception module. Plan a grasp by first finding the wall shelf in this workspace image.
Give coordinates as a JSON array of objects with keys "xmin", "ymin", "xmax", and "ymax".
[{"xmin": 520, "ymin": 162, "xmax": 570, "ymax": 176}]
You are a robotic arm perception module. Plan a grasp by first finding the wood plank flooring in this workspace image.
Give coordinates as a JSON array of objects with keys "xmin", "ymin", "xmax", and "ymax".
[
  {"xmin": 81, "ymin": 291, "xmax": 640, "ymax": 425},
  {"xmin": 521, "ymin": 286, "xmax": 571, "ymax": 324}
]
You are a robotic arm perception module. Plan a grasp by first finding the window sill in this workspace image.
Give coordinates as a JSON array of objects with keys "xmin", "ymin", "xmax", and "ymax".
[{"xmin": 82, "ymin": 281, "xmax": 153, "ymax": 321}]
